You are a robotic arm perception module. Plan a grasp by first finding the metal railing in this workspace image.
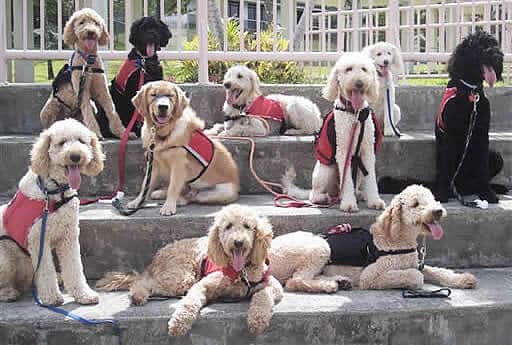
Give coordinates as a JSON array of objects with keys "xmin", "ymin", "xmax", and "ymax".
[{"xmin": 0, "ymin": 0, "xmax": 511, "ymax": 84}]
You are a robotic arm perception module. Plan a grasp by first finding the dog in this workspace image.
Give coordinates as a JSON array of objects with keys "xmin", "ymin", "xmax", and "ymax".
[
  {"xmin": 96, "ymin": 16, "xmax": 172, "ymax": 138},
  {"xmin": 363, "ymin": 41, "xmax": 404, "ymax": 136},
  {"xmin": 0, "ymin": 119, "xmax": 105, "ymax": 305},
  {"xmin": 282, "ymin": 52, "xmax": 385, "ymax": 213},
  {"xmin": 40, "ymin": 8, "xmax": 130, "ymax": 140},
  {"xmin": 435, "ymin": 30, "xmax": 505, "ymax": 204},
  {"xmin": 205, "ymin": 65, "xmax": 322, "ymax": 136},
  {"xmin": 271, "ymin": 185, "xmax": 477, "ymax": 291},
  {"xmin": 96, "ymin": 205, "xmax": 283, "ymax": 335},
  {"xmin": 128, "ymin": 81, "xmax": 240, "ymax": 216}
]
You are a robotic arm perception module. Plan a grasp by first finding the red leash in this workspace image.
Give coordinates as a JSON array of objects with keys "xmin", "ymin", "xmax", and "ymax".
[{"xmin": 80, "ymin": 71, "xmax": 144, "ymax": 205}]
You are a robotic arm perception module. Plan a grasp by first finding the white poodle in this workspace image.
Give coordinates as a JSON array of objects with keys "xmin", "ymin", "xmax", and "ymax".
[
  {"xmin": 283, "ymin": 52, "xmax": 385, "ymax": 213},
  {"xmin": 363, "ymin": 42, "xmax": 404, "ymax": 137},
  {"xmin": 0, "ymin": 119, "xmax": 105, "ymax": 305},
  {"xmin": 205, "ymin": 65, "xmax": 322, "ymax": 136}
]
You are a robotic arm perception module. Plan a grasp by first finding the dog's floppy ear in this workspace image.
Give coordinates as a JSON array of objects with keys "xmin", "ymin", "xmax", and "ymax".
[
  {"xmin": 248, "ymin": 67, "xmax": 262, "ymax": 96},
  {"xmin": 390, "ymin": 44, "xmax": 404, "ymax": 81},
  {"xmin": 30, "ymin": 130, "xmax": 51, "ymax": 177},
  {"xmin": 371, "ymin": 199, "xmax": 402, "ymax": 242},
  {"xmin": 83, "ymin": 132, "xmax": 105, "ymax": 176},
  {"xmin": 158, "ymin": 19, "xmax": 172, "ymax": 47},
  {"xmin": 249, "ymin": 216, "xmax": 273, "ymax": 265},
  {"xmin": 132, "ymin": 83, "xmax": 152, "ymax": 120},
  {"xmin": 129, "ymin": 17, "xmax": 143, "ymax": 46},
  {"xmin": 63, "ymin": 14, "xmax": 78, "ymax": 47},
  {"xmin": 174, "ymin": 86, "xmax": 189, "ymax": 116},
  {"xmin": 322, "ymin": 64, "xmax": 339, "ymax": 102},
  {"xmin": 207, "ymin": 223, "xmax": 230, "ymax": 267}
]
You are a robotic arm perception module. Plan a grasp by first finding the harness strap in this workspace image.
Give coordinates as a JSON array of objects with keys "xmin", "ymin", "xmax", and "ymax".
[
  {"xmin": 70, "ymin": 65, "xmax": 105, "ymax": 74},
  {"xmin": 376, "ymin": 247, "xmax": 416, "ymax": 256},
  {"xmin": 386, "ymin": 86, "xmax": 401, "ymax": 136}
]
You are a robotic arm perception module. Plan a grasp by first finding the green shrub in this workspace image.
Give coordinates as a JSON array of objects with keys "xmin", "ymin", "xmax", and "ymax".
[{"xmin": 166, "ymin": 19, "xmax": 304, "ymax": 84}]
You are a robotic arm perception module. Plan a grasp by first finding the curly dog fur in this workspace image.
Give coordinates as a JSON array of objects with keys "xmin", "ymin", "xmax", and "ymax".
[
  {"xmin": 40, "ymin": 8, "xmax": 129, "ymax": 140},
  {"xmin": 127, "ymin": 81, "xmax": 239, "ymax": 216},
  {"xmin": 363, "ymin": 41, "xmax": 404, "ymax": 136},
  {"xmin": 272, "ymin": 185, "xmax": 477, "ymax": 291},
  {"xmin": 435, "ymin": 30, "xmax": 505, "ymax": 203},
  {"xmin": 0, "ymin": 119, "xmax": 105, "ymax": 305},
  {"xmin": 97, "ymin": 16, "xmax": 172, "ymax": 138},
  {"xmin": 206, "ymin": 65, "xmax": 322, "ymax": 136},
  {"xmin": 97, "ymin": 205, "xmax": 282, "ymax": 335},
  {"xmin": 283, "ymin": 52, "xmax": 384, "ymax": 212}
]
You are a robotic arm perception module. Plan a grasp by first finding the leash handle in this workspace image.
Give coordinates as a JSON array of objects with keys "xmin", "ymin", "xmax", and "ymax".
[{"xmin": 402, "ymin": 288, "xmax": 451, "ymax": 298}]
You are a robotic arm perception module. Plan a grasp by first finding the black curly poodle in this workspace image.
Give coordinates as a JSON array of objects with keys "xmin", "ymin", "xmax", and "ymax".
[
  {"xmin": 378, "ymin": 30, "xmax": 507, "ymax": 203},
  {"xmin": 434, "ymin": 30, "xmax": 505, "ymax": 203},
  {"xmin": 97, "ymin": 16, "xmax": 172, "ymax": 137}
]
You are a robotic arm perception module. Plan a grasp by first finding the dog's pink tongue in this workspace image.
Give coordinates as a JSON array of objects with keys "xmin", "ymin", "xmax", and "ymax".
[
  {"xmin": 67, "ymin": 165, "xmax": 81, "ymax": 190},
  {"xmin": 428, "ymin": 223, "xmax": 444, "ymax": 240},
  {"xmin": 226, "ymin": 90, "xmax": 237, "ymax": 105},
  {"xmin": 381, "ymin": 65, "xmax": 390, "ymax": 80},
  {"xmin": 351, "ymin": 89, "xmax": 364, "ymax": 111},
  {"xmin": 231, "ymin": 248, "xmax": 245, "ymax": 272},
  {"xmin": 146, "ymin": 43, "xmax": 155, "ymax": 57},
  {"xmin": 85, "ymin": 39, "xmax": 96, "ymax": 52},
  {"xmin": 483, "ymin": 65, "xmax": 496, "ymax": 87}
]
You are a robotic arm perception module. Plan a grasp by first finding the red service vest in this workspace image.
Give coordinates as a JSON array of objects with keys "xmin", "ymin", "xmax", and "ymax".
[
  {"xmin": 245, "ymin": 96, "xmax": 285, "ymax": 122},
  {"xmin": 436, "ymin": 87, "xmax": 458, "ymax": 133},
  {"xmin": 184, "ymin": 130, "xmax": 215, "ymax": 183}
]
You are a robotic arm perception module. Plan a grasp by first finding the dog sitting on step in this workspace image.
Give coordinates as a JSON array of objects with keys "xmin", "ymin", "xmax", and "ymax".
[
  {"xmin": 205, "ymin": 65, "xmax": 322, "ymax": 136},
  {"xmin": 96, "ymin": 16, "xmax": 172, "ymax": 138},
  {"xmin": 0, "ymin": 119, "xmax": 104, "ymax": 305}
]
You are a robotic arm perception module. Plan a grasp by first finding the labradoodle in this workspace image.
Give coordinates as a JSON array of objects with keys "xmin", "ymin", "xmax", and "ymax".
[
  {"xmin": 96, "ymin": 16, "xmax": 172, "ymax": 138},
  {"xmin": 282, "ymin": 52, "xmax": 384, "ymax": 213},
  {"xmin": 363, "ymin": 41, "xmax": 404, "ymax": 136},
  {"xmin": 96, "ymin": 205, "xmax": 283, "ymax": 335},
  {"xmin": 0, "ymin": 119, "xmax": 105, "ymax": 305},
  {"xmin": 40, "ymin": 8, "xmax": 130, "ymax": 140},
  {"xmin": 205, "ymin": 65, "xmax": 322, "ymax": 136},
  {"xmin": 271, "ymin": 185, "xmax": 477, "ymax": 291}
]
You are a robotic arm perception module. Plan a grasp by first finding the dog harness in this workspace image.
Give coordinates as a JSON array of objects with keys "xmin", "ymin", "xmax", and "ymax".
[
  {"xmin": 200, "ymin": 256, "xmax": 271, "ymax": 297},
  {"xmin": 114, "ymin": 58, "xmax": 144, "ymax": 94},
  {"xmin": 164, "ymin": 130, "xmax": 215, "ymax": 184},
  {"xmin": 0, "ymin": 179, "xmax": 77, "ymax": 255},
  {"xmin": 314, "ymin": 101, "xmax": 383, "ymax": 166},
  {"xmin": 436, "ymin": 85, "xmax": 481, "ymax": 134},
  {"xmin": 322, "ymin": 225, "xmax": 416, "ymax": 267}
]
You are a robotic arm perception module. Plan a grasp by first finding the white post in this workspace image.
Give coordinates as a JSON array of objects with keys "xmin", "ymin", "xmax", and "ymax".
[
  {"xmin": 352, "ymin": 0, "xmax": 359, "ymax": 51},
  {"xmin": 0, "ymin": 0, "xmax": 7, "ymax": 83},
  {"xmin": 387, "ymin": 0, "xmax": 400, "ymax": 47},
  {"xmin": 197, "ymin": 0, "xmax": 209, "ymax": 84}
]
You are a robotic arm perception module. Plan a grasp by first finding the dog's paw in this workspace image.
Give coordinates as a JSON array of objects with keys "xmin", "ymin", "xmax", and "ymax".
[
  {"xmin": 160, "ymin": 202, "xmax": 177, "ymax": 216},
  {"xmin": 75, "ymin": 290, "xmax": 99, "ymax": 305},
  {"xmin": 129, "ymin": 291, "xmax": 148, "ymax": 306},
  {"xmin": 39, "ymin": 292, "xmax": 65, "ymax": 306},
  {"xmin": 479, "ymin": 188, "xmax": 499, "ymax": 204},
  {"xmin": 248, "ymin": 314, "xmax": 271, "ymax": 335},
  {"xmin": 335, "ymin": 277, "xmax": 352, "ymax": 290},
  {"xmin": 340, "ymin": 201, "xmax": 359, "ymax": 213},
  {"xmin": 168, "ymin": 318, "xmax": 189, "ymax": 337},
  {"xmin": 0, "ymin": 287, "xmax": 21, "ymax": 302},
  {"xmin": 367, "ymin": 198, "xmax": 385, "ymax": 210},
  {"xmin": 455, "ymin": 273, "xmax": 478, "ymax": 289},
  {"xmin": 150, "ymin": 190, "xmax": 166, "ymax": 200},
  {"xmin": 126, "ymin": 199, "xmax": 140, "ymax": 210}
]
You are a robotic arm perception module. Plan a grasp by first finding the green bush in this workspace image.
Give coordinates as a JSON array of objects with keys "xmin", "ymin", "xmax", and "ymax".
[{"xmin": 166, "ymin": 19, "xmax": 304, "ymax": 84}]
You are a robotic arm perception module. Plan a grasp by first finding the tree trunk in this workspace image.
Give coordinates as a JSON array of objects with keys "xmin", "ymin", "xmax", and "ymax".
[
  {"xmin": 293, "ymin": 0, "xmax": 315, "ymax": 50},
  {"xmin": 208, "ymin": 0, "xmax": 224, "ymax": 47},
  {"xmin": 262, "ymin": 0, "xmax": 274, "ymax": 30},
  {"xmin": 47, "ymin": 60, "xmax": 54, "ymax": 80}
]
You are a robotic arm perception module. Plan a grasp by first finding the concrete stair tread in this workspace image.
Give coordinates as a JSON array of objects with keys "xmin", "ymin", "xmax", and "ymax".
[{"xmin": 1, "ymin": 267, "xmax": 511, "ymax": 345}]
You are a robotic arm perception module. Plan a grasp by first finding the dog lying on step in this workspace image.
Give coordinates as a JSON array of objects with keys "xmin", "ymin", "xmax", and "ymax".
[
  {"xmin": 205, "ymin": 65, "xmax": 322, "ymax": 136},
  {"xmin": 0, "ymin": 119, "xmax": 105, "ymax": 305},
  {"xmin": 270, "ymin": 185, "xmax": 477, "ymax": 291}
]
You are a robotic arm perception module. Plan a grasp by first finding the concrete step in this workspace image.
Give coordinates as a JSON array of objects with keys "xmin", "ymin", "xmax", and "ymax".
[
  {"xmin": 1, "ymin": 267, "xmax": 511, "ymax": 345},
  {"xmin": 1, "ymin": 132, "xmax": 512, "ymax": 197},
  {"xmin": 1, "ymin": 84, "xmax": 512, "ymax": 134},
  {"xmin": 42, "ymin": 193, "xmax": 512, "ymax": 279}
]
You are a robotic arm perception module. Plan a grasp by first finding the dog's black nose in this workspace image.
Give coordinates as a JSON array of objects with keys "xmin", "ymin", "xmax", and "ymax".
[
  {"xmin": 383, "ymin": 59, "xmax": 389, "ymax": 66},
  {"xmin": 234, "ymin": 240, "xmax": 243, "ymax": 249},
  {"xmin": 355, "ymin": 80, "xmax": 364, "ymax": 89},
  {"xmin": 224, "ymin": 82, "xmax": 231, "ymax": 89},
  {"xmin": 432, "ymin": 209, "xmax": 444, "ymax": 219},
  {"xmin": 70, "ymin": 154, "xmax": 81, "ymax": 163},
  {"xmin": 158, "ymin": 104, "xmax": 168, "ymax": 112}
]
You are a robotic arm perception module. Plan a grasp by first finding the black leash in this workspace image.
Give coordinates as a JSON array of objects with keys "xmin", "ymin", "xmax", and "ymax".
[
  {"xmin": 402, "ymin": 288, "xmax": 451, "ymax": 298},
  {"xmin": 386, "ymin": 86, "xmax": 401, "ymax": 137},
  {"xmin": 112, "ymin": 127, "xmax": 156, "ymax": 216},
  {"xmin": 351, "ymin": 108, "xmax": 371, "ymax": 187}
]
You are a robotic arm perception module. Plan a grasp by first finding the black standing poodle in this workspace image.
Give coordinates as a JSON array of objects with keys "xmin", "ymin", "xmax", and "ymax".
[
  {"xmin": 435, "ymin": 30, "xmax": 505, "ymax": 203},
  {"xmin": 97, "ymin": 16, "xmax": 172, "ymax": 137}
]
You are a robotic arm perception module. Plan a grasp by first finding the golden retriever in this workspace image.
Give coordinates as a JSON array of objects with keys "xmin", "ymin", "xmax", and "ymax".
[{"xmin": 128, "ymin": 81, "xmax": 240, "ymax": 215}]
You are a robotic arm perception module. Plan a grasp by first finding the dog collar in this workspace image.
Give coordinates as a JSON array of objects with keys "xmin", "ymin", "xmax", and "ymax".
[{"xmin": 459, "ymin": 79, "xmax": 481, "ymax": 90}]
